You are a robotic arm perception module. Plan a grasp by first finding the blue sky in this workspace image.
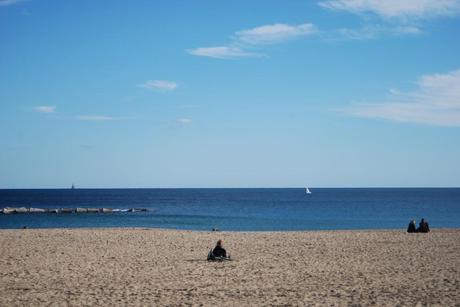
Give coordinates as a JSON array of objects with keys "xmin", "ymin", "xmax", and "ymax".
[{"xmin": 1, "ymin": 0, "xmax": 459, "ymax": 188}]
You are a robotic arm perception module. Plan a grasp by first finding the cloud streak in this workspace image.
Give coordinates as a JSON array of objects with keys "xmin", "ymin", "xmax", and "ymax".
[
  {"xmin": 177, "ymin": 118, "xmax": 192, "ymax": 124},
  {"xmin": 318, "ymin": 0, "xmax": 460, "ymax": 19},
  {"xmin": 187, "ymin": 46, "xmax": 261, "ymax": 59},
  {"xmin": 319, "ymin": 0, "xmax": 460, "ymax": 40},
  {"xmin": 137, "ymin": 80, "xmax": 178, "ymax": 91},
  {"xmin": 188, "ymin": 22, "xmax": 317, "ymax": 59},
  {"xmin": 76, "ymin": 115, "xmax": 120, "ymax": 121},
  {"xmin": 235, "ymin": 23, "xmax": 317, "ymax": 45},
  {"xmin": 344, "ymin": 69, "xmax": 460, "ymax": 127},
  {"xmin": 0, "ymin": 0, "xmax": 27, "ymax": 7},
  {"xmin": 33, "ymin": 106, "xmax": 56, "ymax": 113},
  {"xmin": 331, "ymin": 25, "xmax": 421, "ymax": 40}
]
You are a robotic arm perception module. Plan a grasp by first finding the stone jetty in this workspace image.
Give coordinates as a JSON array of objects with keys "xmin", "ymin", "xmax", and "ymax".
[{"xmin": 1, "ymin": 207, "xmax": 149, "ymax": 214}]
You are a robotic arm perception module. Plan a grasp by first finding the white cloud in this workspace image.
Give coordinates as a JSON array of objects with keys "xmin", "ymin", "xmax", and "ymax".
[
  {"xmin": 235, "ymin": 23, "xmax": 317, "ymax": 45},
  {"xmin": 177, "ymin": 118, "xmax": 192, "ymax": 124},
  {"xmin": 319, "ymin": 1, "xmax": 460, "ymax": 40},
  {"xmin": 344, "ymin": 69, "xmax": 460, "ymax": 127},
  {"xmin": 33, "ymin": 106, "xmax": 56, "ymax": 113},
  {"xmin": 187, "ymin": 46, "xmax": 261, "ymax": 59},
  {"xmin": 0, "ymin": 0, "xmax": 27, "ymax": 7},
  {"xmin": 76, "ymin": 115, "xmax": 117, "ymax": 121},
  {"xmin": 333, "ymin": 25, "xmax": 421, "ymax": 40},
  {"xmin": 318, "ymin": 0, "xmax": 460, "ymax": 19},
  {"xmin": 188, "ymin": 22, "xmax": 316, "ymax": 59},
  {"xmin": 137, "ymin": 80, "xmax": 178, "ymax": 91}
]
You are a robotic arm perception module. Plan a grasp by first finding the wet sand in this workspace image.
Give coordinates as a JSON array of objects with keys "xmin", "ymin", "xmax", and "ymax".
[{"xmin": 0, "ymin": 228, "xmax": 459, "ymax": 306}]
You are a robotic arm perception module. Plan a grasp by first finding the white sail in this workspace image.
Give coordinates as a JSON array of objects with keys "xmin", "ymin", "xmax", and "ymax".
[{"xmin": 305, "ymin": 187, "xmax": 312, "ymax": 194}]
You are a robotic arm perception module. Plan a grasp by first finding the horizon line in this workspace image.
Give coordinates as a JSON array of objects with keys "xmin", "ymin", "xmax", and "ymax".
[{"xmin": 1, "ymin": 186, "xmax": 459, "ymax": 190}]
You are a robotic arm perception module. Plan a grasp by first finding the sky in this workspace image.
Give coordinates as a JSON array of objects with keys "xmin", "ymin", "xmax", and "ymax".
[{"xmin": 0, "ymin": 0, "xmax": 459, "ymax": 188}]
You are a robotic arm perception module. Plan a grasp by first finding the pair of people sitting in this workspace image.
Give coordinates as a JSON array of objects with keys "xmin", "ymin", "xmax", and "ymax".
[
  {"xmin": 207, "ymin": 239, "xmax": 231, "ymax": 261},
  {"xmin": 407, "ymin": 218, "xmax": 430, "ymax": 233}
]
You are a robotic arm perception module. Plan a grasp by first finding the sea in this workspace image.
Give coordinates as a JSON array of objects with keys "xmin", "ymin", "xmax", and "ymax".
[{"xmin": 1, "ymin": 188, "xmax": 459, "ymax": 231}]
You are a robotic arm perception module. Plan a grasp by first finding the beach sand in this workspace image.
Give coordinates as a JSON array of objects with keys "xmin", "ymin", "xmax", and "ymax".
[{"xmin": 0, "ymin": 228, "xmax": 459, "ymax": 306}]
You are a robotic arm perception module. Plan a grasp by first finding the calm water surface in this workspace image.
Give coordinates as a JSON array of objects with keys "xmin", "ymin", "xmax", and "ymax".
[{"xmin": 0, "ymin": 188, "xmax": 459, "ymax": 231}]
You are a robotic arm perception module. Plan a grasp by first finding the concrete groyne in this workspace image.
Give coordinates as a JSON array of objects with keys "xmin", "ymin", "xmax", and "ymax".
[{"xmin": 1, "ymin": 207, "xmax": 149, "ymax": 214}]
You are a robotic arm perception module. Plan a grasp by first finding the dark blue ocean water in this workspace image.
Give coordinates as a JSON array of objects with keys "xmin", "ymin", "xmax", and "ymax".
[{"xmin": 0, "ymin": 188, "xmax": 459, "ymax": 231}]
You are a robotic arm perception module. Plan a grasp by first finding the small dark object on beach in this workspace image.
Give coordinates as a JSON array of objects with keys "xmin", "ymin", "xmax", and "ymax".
[
  {"xmin": 212, "ymin": 228, "xmax": 220, "ymax": 232},
  {"xmin": 407, "ymin": 219, "xmax": 417, "ymax": 233},
  {"xmin": 22, "ymin": 226, "xmax": 27, "ymax": 229},
  {"xmin": 207, "ymin": 239, "xmax": 231, "ymax": 261},
  {"xmin": 417, "ymin": 218, "xmax": 430, "ymax": 233}
]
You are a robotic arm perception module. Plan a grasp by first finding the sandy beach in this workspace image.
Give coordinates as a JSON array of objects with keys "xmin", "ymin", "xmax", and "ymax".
[{"xmin": 0, "ymin": 228, "xmax": 459, "ymax": 306}]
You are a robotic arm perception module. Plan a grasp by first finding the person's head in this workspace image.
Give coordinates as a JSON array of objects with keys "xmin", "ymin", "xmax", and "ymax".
[
  {"xmin": 412, "ymin": 219, "xmax": 416, "ymax": 223},
  {"xmin": 421, "ymin": 218, "xmax": 425, "ymax": 223},
  {"xmin": 216, "ymin": 240, "xmax": 222, "ymax": 247}
]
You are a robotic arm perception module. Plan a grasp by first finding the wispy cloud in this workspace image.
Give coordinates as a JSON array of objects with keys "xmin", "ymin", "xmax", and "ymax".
[
  {"xmin": 332, "ymin": 24, "xmax": 421, "ymax": 40},
  {"xmin": 177, "ymin": 118, "xmax": 192, "ymax": 124},
  {"xmin": 235, "ymin": 23, "xmax": 317, "ymax": 45},
  {"xmin": 188, "ymin": 22, "xmax": 317, "ymax": 59},
  {"xmin": 319, "ymin": 0, "xmax": 460, "ymax": 40},
  {"xmin": 344, "ymin": 69, "xmax": 460, "ymax": 127},
  {"xmin": 33, "ymin": 106, "xmax": 56, "ymax": 113},
  {"xmin": 76, "ymin": 115, "xmax": 119, "ymax": 121},
  {"xmin": 318, "ymin": 0, "xmax": 460, "ymax": 19},
  {"xmin": 0, "ymin": 0, "xmax": 27, "ymax": 7},
  {"xmin": 187, "ymin": 46, "xmax": 261, "ymax": 59},
  {"xmin": 137, "ymin": 80, "xmax": 178, "ymax": 91}
]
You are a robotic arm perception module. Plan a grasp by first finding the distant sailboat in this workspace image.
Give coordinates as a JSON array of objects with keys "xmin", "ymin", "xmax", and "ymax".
[
  {"xmin": 305, "ymin": 187, "xmax": 312, "ymax": 194},
  {"xmin": 71, "ymin": 184, "xmax": 75, "ymax": 190}
]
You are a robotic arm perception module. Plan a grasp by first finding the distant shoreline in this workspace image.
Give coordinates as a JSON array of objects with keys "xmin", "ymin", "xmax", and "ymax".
[{"xmin": 1, "ymin": 227, "xmax": 459, "ymax": 232}]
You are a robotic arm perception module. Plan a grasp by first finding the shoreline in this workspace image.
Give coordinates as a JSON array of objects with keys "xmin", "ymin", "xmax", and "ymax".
[
  {"xmin": 1, "ymin": 228, "xmax": 459, "ymax": 306},
  {"xmin": 1, "ymin": 226, "xmax": 460, "ymax": 232}
]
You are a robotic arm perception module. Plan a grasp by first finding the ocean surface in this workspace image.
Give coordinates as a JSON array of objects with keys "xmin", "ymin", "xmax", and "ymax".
[{"xmin": 0, "ymin": 188, "xmax": 459, "ymax": 231}]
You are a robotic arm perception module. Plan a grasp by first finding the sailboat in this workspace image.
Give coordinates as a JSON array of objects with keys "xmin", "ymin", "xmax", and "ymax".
[
  {"xmin": 305, "ymin": 187, "xmax": 312, "ymax": 194},
  {"xmin": 71, "ymin": 184, "xmax": 75, "ymax": 190}
]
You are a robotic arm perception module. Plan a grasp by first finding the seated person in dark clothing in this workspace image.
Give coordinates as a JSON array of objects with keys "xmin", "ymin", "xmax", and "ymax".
[
  {"xmin": 207, "ymin": 239, "xmax": 229, "ymax": 260},
  {"xmin": 407, "ymin": 219, "xmax": 417, "ymax": 233},
  {"xmin": 417, "ymin": 218, "xmax": 430, "ymax": 233}
]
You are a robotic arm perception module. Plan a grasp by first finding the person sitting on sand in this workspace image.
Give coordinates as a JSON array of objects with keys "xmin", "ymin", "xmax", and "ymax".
[
  {"xmin": 417, "ymin": 218, "xmax": 430, "ymax": 233},
  {"xmin": 207, "ymin": 239, "xmax": 230, "ymax": 261},
  {"xmin": 407, "ymin": 219, "xmax": 417, "ymax": 233}
]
